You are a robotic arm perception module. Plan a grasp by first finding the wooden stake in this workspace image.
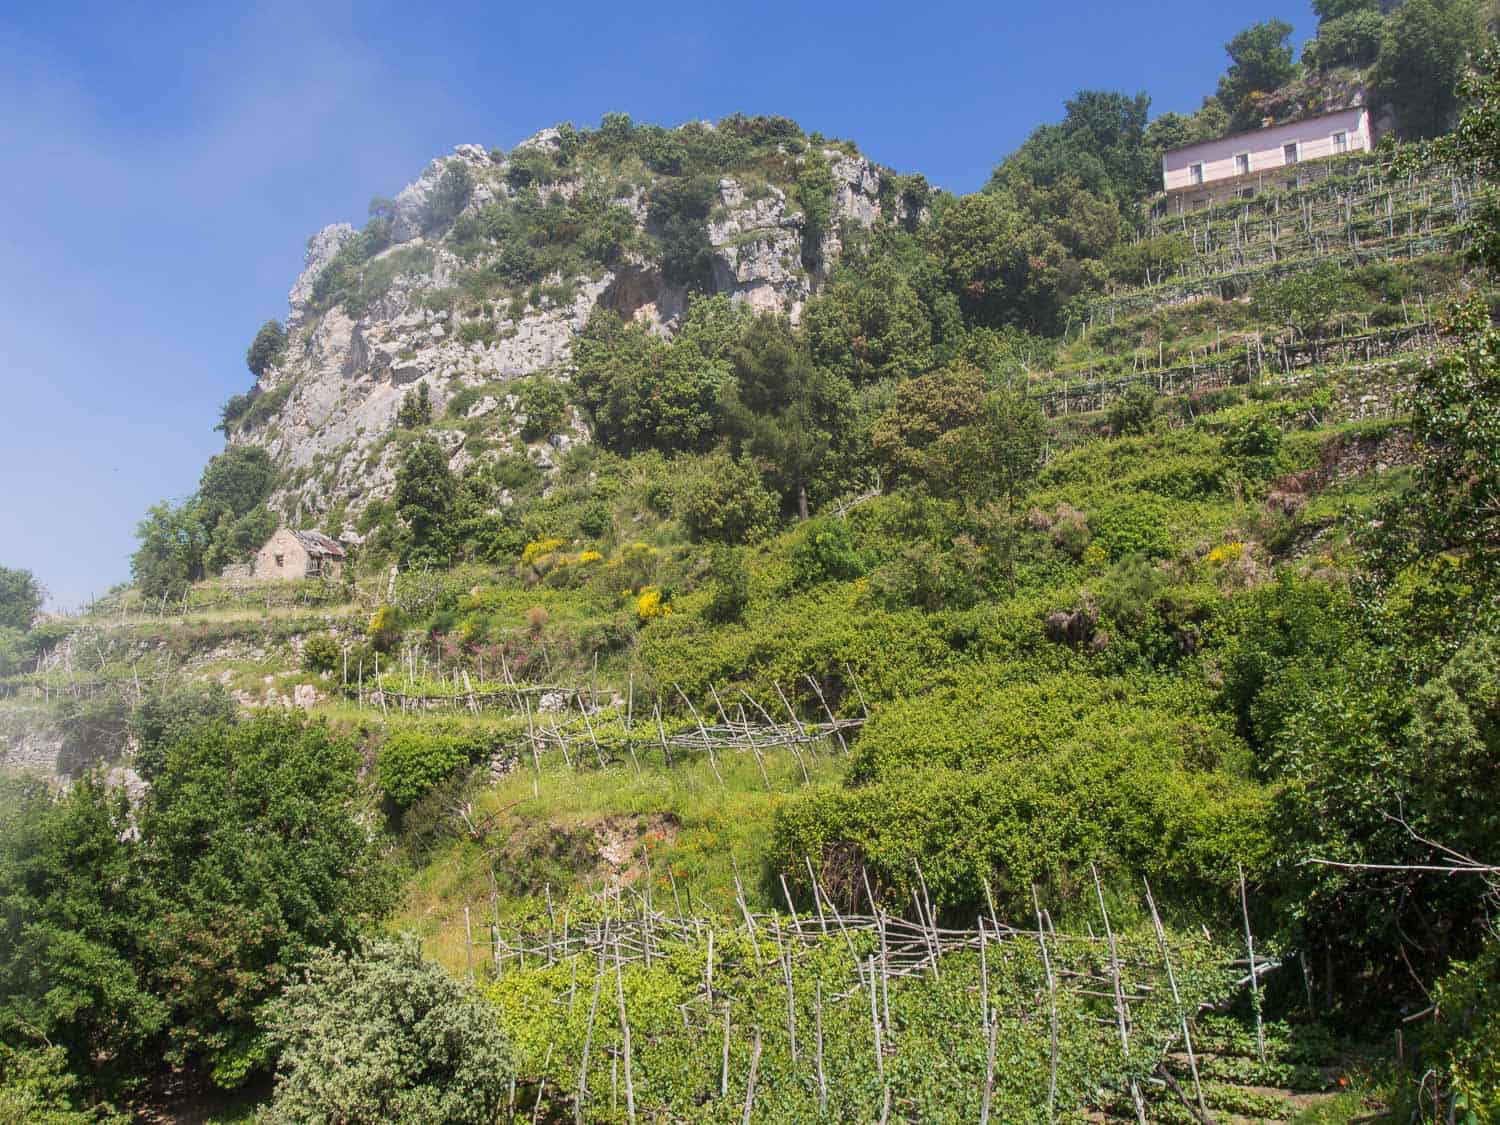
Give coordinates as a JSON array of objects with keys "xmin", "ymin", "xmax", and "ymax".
[
  {"xmin": 1145, "ymin": 877, "xmax": 1208, "ymax": 1124},
  {"xmin": 814, "ymin": 979, "xmax": 827, "ymax": 1114},
  {"xmin": 1239, "ymin": 863, "xmax": 1266, "ymax": 1065},
  {"xmin": 741, "ymin": 1027, "xmax": 761, "ymax": 1125},
  {"xmin": 615, "ymin": 936, "xmax": 636, "ymax": 1125},
  {"xmin": 1093, "ymin": 864, "xmax": 1146, "ymax": 1125},
  {"xmin": 1032, "ymin": 884, "xmax": 1059, "ymax": 1123}
]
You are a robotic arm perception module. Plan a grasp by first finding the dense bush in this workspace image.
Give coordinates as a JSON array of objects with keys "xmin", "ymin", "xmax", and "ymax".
[
  {"xmin": 301, "ymin": 633, "xmax": 341, "ymax": 674},
  {"xmin": 379, "ymin": 728, "xmax": 487, "ymax": 810},
  {"xmin": 673, "ymin": 451, "xmax": 780, "ymax": 545},
  {"xmin": 245, "ymin": 319, "xmax": 286, "ymax": 376},
  {"xmin": 263, "ymin": 938, "xmax": 511, "ymax": 1124}
]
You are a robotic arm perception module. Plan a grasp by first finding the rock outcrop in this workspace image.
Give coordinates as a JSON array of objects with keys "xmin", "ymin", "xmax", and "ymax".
[{"xmin": 225, "ymin": 125, "xmax": 909, "ymax": 533}]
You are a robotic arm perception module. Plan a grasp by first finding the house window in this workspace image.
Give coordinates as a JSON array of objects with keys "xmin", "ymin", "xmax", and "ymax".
[
  {"xmin": 1332, "ymin": 130, "xmax": 1348, "ymax": 154},
  {"xmin": 1235, "ymin": 153, "xmax": 1250, "ymax": 176},
  {"xmin": 1189, "ymin": 162, "xmax": 1204, "ymax": 185},
  {"xmin": 1283, "ymin": 142, "xmax": 1299, "ymax": 165},
  {"xmin": 274, "ymin": 553, "xmax": 284, "ymax": 568}
]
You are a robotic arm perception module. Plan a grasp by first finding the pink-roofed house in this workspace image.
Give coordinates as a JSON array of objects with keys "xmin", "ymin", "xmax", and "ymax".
[{"xmin": 1160, "ymin": 106, "xmax": 1374, "ymax": 213}]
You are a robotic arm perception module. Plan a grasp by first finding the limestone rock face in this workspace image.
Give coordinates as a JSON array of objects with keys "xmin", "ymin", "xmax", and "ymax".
[{"xmin": 230, "ymin": 134, "xmax": 906, "ymax": 532}]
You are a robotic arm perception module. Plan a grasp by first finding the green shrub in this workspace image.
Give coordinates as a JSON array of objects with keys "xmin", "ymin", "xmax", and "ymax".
[
  {"xmin": 264, "ymin": 937, "xmax": 511, "ymax": 1124},
  {"xmin": 379, "ymin": 729, "xmax": 483, "ymax": 810},
  {"xmin": 1090, "ymin": 496, "xmax": 1175, "ymax": 561},
  {"xmin": 702, "ymin": 545, "xmax": 750, "ymax": 624},
  {"xmin": 789, "ymin": 518, "xmax": 867, "ymax": 587},
  {"xmin": 517, "ymin": 376, "xmax": 568, "ymax": 441},
  {"xmin": 674, "ymin": 451, "xmax": 779, "ymax": 544},
  {"xmin": 245, "ymin": 319, "xmax": 286, "ymax": 376},
  {"xmin": 301, "ymin": 633, "xmax": 342, "ymax": 674},
  {"xmin": 367, "ymin": 605, "xmax": 403, "ymax": 653}
]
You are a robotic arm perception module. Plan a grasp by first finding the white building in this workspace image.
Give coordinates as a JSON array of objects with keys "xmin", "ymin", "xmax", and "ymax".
[{"xmin": 1160, "ymin": 106, "xmax": 1374, "ymax": 211}]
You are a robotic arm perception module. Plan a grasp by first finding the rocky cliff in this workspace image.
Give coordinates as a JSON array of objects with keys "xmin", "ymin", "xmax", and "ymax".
[{"xmin": 226, "ymin": 121, "xmax": 909, "ymax": 537}]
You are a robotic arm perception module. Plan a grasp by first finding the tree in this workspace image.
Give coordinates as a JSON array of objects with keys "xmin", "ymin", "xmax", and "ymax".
[
  {"xmin": 1217, "ymin": 21, "xmax": 1297, "ymax": 126},
  {"xmin": 940, "ymin": 388, "xmax": 1046, "ymax": 512},
  {"xmin": 1251, "ymin": 263, "xmax": 1367, "ymax": 338},
  {"xmin": 1312, "ymin": 0, "xmax": 1378, "ymax": 21},
  {"xmin": 136, "ymin": 714, "xmax": 394, "ymax": 1086},
  {"xmin": 927, "ymin": 192, "xmax": 1072, "ymax": 332},
  {"xmin": 571, "ymin": 309, "xmax": 723, "ymax": 455},
  {"xmin": 130, "ymin": 500, "xmax": 207, "ymax": 600},
  {"xmin": 994, "ymin": 90, "xmax": 1155, "ymax": 204},
  {"xmin": 245, "ymin": 320, "xmax": 285, "ymax": 377},
  {"xmin": 870, "ymin": 364, "xmax": 988, "ymax": 488},
  {"xmin": 1375, "ymin": 0, "xmax": 1480, "ymax": 138},
  {"xmin": 196, "ymin": 446, "xmax": 274, "ymax": 523},
  {"xmin": 0, "ymin": 568, "xmax": 44, "ymax": 631},
  {"xmin": 128, "ymin": 681, "xmax": 236, "ymax": 783},
  {"xmin": 673, "ymin": 450, "xmax": 779, "ymax": 545},
  {"xmin": 1367, "ymin": 295, "xmax": 1500, "ymax": 603},
  {"xmin": 1304, "ymin": 10, "xmax": 1385, "ymax": 72},
  {"xmin": 394, "ymin": 438, "xmax": 456, "ymax": 566},
  {"xmin": 262, "ymin": 938, "xmax": 511, "ymax": 1125},
  {"xmin": 720, "ymin": 315, "xmax": 849, "ymax": 518},
  {"xmin": 0, "ymin": 777, "xmax": 164, "ymax": 1106},
  {"xmin": 422, "ymin": 161, "xmax": 473, "ymax": 229},
  {"xmin": 396, "ymin": 382, "xmax": 432, "ymax": 429}
]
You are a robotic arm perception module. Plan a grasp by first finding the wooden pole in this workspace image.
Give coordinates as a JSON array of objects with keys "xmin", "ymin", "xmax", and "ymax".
[
  {"xmin": 1239, "ymin": 863, "xmax": 1266, "ymax": 1065},
  {"xmin": 741, "ymin": 1027, "xmax": 761, "ymax": 1125},
  {"xmin": 1032, "ymin": 885, "xmax": 1058, "ymax": 1123},
  {"xmin": 1145, "ymin": 877, "xmax": 1209, "ymax": 1123},
  {"xmin": 615, "ymin": 936, "xmax": 636, "ymax": 1125},
  {"xmin": 1093, "ymin": 864, "xmax": 1146, "ymax": 1125},
  {"xmin": 814, "ymin": 979, "xmax": 828, "ymax": 1114}
]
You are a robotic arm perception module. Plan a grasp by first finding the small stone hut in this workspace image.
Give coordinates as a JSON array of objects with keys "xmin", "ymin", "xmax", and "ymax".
[{"xmin": 252, "ymin": 528, "xmax": 346, "ymax": 580}]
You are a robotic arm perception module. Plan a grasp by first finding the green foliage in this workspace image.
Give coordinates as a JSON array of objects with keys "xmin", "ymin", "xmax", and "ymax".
[
  {"xmin": 128, "ymin": 681, "xmax": 236, "ymax": 783},
  {"xmin": 395, "ymin": 437, "xmax": 456, "ymax": 566},
  {"xmin": 196, "ymin": 446, "xmax": 277, "ymax": 573},
  {"xmin": 1304, "ymin": 9, "xmax": 1385, "ymax": 71},
  {"xmin": 263, "ymin": 938, "xmax": 511, "ymax": 1124},
  {"xmin": 647, "ymin": 175, "xmax": 718, "ymax": 291},
  {"xmin": 994, "ymin": 89, "xmax": 1156, "ymax": 204},
  {"xmin": 1420, "ymin": 933, "xmax": 1500, "ymax": 1121},
  {"xmin": 1312, "ymin": 0, "xmax": 1379, "ymax": 21},
  {"xmin": 379, "ymin": 728, "xmax": 485, "ymax": 810},
  {"xmin": 701, "ymin": 545, "xmax": 749, "ymax": 624},
  {"xmin": 515, "ymin": 375, "xmax": 567, "ymax": 441},
  {"xmin": 1252, "ymin": 263, "xmax": 1368, "ymax": 338},
  {"xmin": 245, "ymin": 319, "xmax": 286, "ymax": 377},
  {"xmin": 0, "ymin": 567, "xmax": 44, "ymax": 631},
  {"xmin": 794, "ymin": 153, "xmax": 835, "ymax": 268},
  {"xmin": 673, "ymin": 450, "xmax": 780, "ymax": 545},
  {"xmin": 1106, "ymin": 382, "xmax": 1158, "ymax": 436},
  {"xmin": 130, "ymin": 500, "xmax": 208, "ymax": 600},
  {"xmin": 571, "ymin": 307, "xmax": 725, "ymax": 455},
  {"xmin": 927, "ymin": 191, "xmax": 1078, "ymax": 332},
  {"xmin": 1375, "ymin": 0, "xmax": 1481, "ymax": 138},
  {"xmin": 789, "ymin": 518, "xmax": 867, "ymax": 587},
  {"xmin": 1217, "ymin": 21, "xmax": 1298, "ymax": 128},
  {"xmin": 367, "ymin": 604, "xmax": 403, "ymax": 653},
  {"xmin": 1368, "ymin": 296, "xmax": 1500, "ymax": 605},
  {"xmin": 422, "ymin": 161, "xmax": 474, "ymax": 230},
  {"xmin": 720, "ymin": 314, "xmax": 851, "ymax": 516},
  {"xmin": 137, "ymin": 714, "xmax": 394, "ymax": 1083},
  {"xmin": 1106, "ymin": 233, "xmax": 1192, "ymax": 286},
  {"xmin": 300, "ymin": 633, "xmax": 341, "ymax": 674},
  {"xmin": 1089, "ymin": 495, "xmax": 1175, "ymax": 561},
  {"xmin": 395, "ymin": 382, "xmax": 432, "ymax": 429},
  {"xmin": 0, "ymin": 776, "xmax": 164, "ymax": 1104}
]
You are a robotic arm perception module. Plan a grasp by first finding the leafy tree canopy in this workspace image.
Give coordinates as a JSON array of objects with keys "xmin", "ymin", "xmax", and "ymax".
[{"xmin": 0, "ymin": 567, "xmax": 44, "ymax": 631}]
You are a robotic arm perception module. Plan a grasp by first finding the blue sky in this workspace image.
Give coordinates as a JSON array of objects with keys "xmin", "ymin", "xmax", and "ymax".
[{"xmin": 0, "ymin": 0, "xmax": 1314, "ymax": 609}]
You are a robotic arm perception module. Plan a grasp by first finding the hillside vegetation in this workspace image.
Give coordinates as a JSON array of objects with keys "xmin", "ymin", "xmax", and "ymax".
[{"xmin": 4, "ymin": 10, "xmax": 1500, "ymax": 1124}]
